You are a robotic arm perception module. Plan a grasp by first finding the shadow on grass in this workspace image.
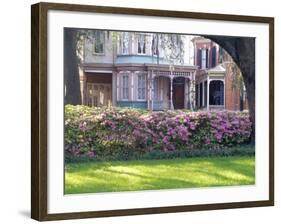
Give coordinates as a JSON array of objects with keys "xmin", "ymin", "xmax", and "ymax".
[{"xmin": 65, "ymin": 156, "xmax": 255, "ymax": 194}]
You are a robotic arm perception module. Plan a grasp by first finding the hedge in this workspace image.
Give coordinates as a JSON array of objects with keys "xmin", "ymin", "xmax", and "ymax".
[{"xmin": 64, "ymin": 105, "xmax": 252, "ymax": 161}]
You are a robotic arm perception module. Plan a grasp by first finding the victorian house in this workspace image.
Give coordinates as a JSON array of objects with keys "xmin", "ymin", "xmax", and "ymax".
[
  {"xmin": 79, "ymin": 31, "xmax": 197, "ymax": 110},
  {"xmin": 192, "ymin": 37, "xmax": 248, "ymax": 111},
  {"xmin": 78, "ymin": 31, "xmax": 247, "ymax": 111}
]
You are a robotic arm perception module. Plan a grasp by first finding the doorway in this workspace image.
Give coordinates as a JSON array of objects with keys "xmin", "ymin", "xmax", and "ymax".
[{"xmin": 173, "ymin": 77, "xmax": 185, "ymax": 109}]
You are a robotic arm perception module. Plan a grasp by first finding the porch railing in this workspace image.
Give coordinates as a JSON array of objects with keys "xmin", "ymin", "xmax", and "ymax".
[{"xmin": 152, "ymin": 100, "xmax": 171, "ymax": 111}]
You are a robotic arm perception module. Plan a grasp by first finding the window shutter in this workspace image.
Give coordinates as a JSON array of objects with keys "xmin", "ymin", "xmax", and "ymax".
[
  {"xmin": 197, "ymin": 49, "xmax": 202, "ymax": 68},
  {"xmin": 211, "ymin": 47, "xmax": 217, "ymax": 67},
  {"xmin": 206, "ymin": 48, "xmax": 209, "ymax": 68}
]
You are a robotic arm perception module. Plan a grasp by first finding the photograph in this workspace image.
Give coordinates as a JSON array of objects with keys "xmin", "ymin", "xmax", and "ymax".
[
  {"xmin": 63, "ymin": 29, "xmax": 255, "ymax": 194},
  {"xmin": 30, "ymin": 2, "xmax": 274, "ymax": 220}
]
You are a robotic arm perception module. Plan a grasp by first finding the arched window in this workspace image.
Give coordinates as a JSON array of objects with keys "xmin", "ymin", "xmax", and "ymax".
[{"xmin": 209, "ymin": 80, "xmax": 224, "ymax": 105}]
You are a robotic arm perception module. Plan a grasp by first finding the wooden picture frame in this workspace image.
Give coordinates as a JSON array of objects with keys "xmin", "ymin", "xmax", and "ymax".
[{"xmin": 31, "ymin": 2, "xmax": 274, "ymax": 221}]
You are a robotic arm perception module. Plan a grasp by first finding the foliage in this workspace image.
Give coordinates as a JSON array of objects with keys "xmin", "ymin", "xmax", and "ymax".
[
  {"xmin": 65, "ymin": 105, "xmax": 252, "ymax": 161},
  {"xmin": 65, "ymin": 144, "xmax": 254, "ymax": 163}
]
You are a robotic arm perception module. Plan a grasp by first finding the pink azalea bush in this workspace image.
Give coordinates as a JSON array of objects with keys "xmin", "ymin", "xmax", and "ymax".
[{"xmin": 65, "ymin": 105, "xmax": 252, "ymax": 159}]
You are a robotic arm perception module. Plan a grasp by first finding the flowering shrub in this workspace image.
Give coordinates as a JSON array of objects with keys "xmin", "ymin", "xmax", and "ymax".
[{"xmin": 65, "ymin": 105, "xmax": 252, "ymax": 160}]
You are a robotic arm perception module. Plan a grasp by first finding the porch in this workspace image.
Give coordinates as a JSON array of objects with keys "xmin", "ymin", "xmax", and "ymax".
[
  {"xmin": 195, "ymin": 65, "xmax": 226, "ymax": 111},
  {"xmin": 147, "ymin": 65, "xmax": 196, "ymax": 111}
]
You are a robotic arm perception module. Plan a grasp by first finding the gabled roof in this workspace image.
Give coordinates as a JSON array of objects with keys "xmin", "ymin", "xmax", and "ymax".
[{"xmin": 207, "ymin": 64, "xmax": 226, "ymax": 74}]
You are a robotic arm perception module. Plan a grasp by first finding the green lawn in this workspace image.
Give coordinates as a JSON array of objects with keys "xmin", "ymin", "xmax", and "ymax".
[{"xmin": 65, "ymin": 156, "xmax": 255, "ymax": 194}]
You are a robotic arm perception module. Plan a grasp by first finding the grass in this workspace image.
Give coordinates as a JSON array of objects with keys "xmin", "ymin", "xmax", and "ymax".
[{"xmin": 65, "ymin": 156, "xmax": 255, "ymax": 194}]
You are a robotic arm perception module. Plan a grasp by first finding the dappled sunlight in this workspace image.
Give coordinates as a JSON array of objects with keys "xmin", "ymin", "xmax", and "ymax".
[{"xmin": 65, "ymin": 156, "xmax": 255, "ymax": 194}]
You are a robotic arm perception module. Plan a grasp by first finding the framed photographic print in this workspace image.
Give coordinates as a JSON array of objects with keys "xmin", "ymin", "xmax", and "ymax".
[{"xmin": 31, "ymin": 2, "xmax": 274, "ymax": 221}]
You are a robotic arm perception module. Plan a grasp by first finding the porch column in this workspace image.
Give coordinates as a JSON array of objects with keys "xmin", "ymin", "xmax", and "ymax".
[
  {"xmin": 223, "ymin": 80, "xmax": 225, "ymax": 109},
  {"xmin": 112, "ymin": 71, "xmax": 117, "ymax": 106},
  {"xmin": 202, "ymin": 81, "xmax": 205, "ymax": 107},
  {"xmin": 207, "ymin": 77, "xmax": 210, "ymax": 111},
  {"xmin": 170, "ymin": 76, "xmax": 174, "ymax": 110},
  {"xmin": 189, "ymin": 71, "xmax": 195, "ymax": 111},
  {"xmin": 116, "ymin": 72, "xmax": 120, "ymax": 102},
  {"xmin": 151, "ymin": 75, "xmax": 154, "ymax": 110},
  {"xmin": 147, "ymin": 71, "xmax": 153, "ymax": 110}
]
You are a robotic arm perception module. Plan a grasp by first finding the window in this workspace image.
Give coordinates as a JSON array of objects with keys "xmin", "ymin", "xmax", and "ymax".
[
  {"xmin": 218, "ymin": 46, "xmax": 224, "ymax": 64},
  {"xmin": 137, "ymin": 74, "xmax": 146, "ymax": 100},
  {"xmin": 121, "ymin": 32, "xmax": 129, "ymax": 54},
  {"xmin": 137, "ymin": 35, "xmax": 146, "ymax": 54},
  {"xmin": 151, "ymin": 35, "xmax": 159, "ymax": 56},
  {"xmin": 201, "ymin": 49, "xmax": 206, "ymax": 69},
  {"xmin": 212, "ymin": 46, "xmax": 217, "ymax": 67},
  {"xmin": 197, "ymin": 49, "xmax": 202, "ymax": 68},
  {"xmin": 94, "ymin": 31, "xmax": 105, "ymax": 54},
  {"xmin": 206, "ymin": 48, "xmax": 209, "ymax": 68},
  {"xmin": 204, "ymin": 81, "xmax": 207, "ymax": 106},
  {"xmin": 122, "ymin": 75, "xmax": 129, "ymax": 100},
  {"xmin": 209, "ymin": 80, "xmax": 224, "ymax": 105},
  {"xmin": 153, "ymin": 77, "xmax": 158, "ymax": 100}
]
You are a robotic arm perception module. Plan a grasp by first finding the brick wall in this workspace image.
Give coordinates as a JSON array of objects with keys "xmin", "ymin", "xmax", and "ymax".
[
  {"xmin": 224, "ymin": 62, "xmax": 248, "ymax": 111},
  {"xmin": 224, "ymin": 64, "xmax": 241, "ymax": 111}
]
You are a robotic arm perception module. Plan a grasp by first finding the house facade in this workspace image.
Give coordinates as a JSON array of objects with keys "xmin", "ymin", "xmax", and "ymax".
[
  {"xmin": 78, "ymin": 31, "xmax": 247, "ymax": 111},
  {"xmin": 193, "ymin": 37, "xmax": 248, "ymax": 111}
]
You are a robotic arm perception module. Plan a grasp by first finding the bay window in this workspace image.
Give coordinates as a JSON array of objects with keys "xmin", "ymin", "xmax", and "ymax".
[
  {"xmin": 137, "ymin": 74, "xmax": 146, "ymax": 100},
  {"xmin": 122, "ymin": 75, "xmax": 129, "ymax": 100}
]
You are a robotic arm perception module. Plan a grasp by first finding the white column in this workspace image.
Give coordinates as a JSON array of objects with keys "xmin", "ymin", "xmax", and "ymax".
[
  {"xmin": 147, "ymin": 71, "xmax": 150, "ymax": 110},
  {"xmin": 170, "ymin": 76, "xmax": 174, "ymax": 110},
  {"xmin": 147, "ymin": 71, "xmax": 153, "ymax": 110},
  {"xmin": 189, "ymin": 72, "xmax": 195, "ymax": 111},
  {"xmin": 150, "ymin": 72, "xmax": 153, "ymax": 110},
  {"xmin": 188, "ymin": 79, "xmax": 192, "ymax": 110},
  {"xmin": 160, "ymin": 77, "xmax": 163, "ymax": 101},
  {"xmin": 130, "ymin": 71, "xmax": 135, "ymax": 101},
  {"xmin": 151, "ymin": 75, "xmax": 154, "ymax": 110},
  {"xmin": 116, "ymin": 72, "xmax": 120, "ymax": 102},
  {"xmin": 112, "ymin": 71, "xmax": 117, "ymax": 106},
  {"xmin": 202, "ymin": 80, "xmax": 205, "ymax": 107},
  {"xmin": 207, "ymin": 77, "xmax": 210, "ymax": 111},
  {"xmin": 223, "ymin": 80, "xmax": 225, "ymax": 109}
]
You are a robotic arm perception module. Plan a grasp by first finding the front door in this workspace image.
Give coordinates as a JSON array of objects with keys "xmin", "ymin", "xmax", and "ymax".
[{"xmin": 173, "ymin": 77, "xmax": 185, "ymax": 109}]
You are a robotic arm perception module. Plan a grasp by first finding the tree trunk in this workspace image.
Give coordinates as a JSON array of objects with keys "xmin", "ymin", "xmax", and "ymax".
[
  {"xmin": 206, "ymin": 36, "xmax": 255, "ymax": 143},
  {"xmin": 64, "ymin": 29, "xmax": 81, "ymax": 105},
  {"xmin": 238, "ymin": 38, "xmax": 255, "ymax": 144},
  {"xmin": 244, "ymin": 74, "xmax": 255, "ymax": 143}
]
